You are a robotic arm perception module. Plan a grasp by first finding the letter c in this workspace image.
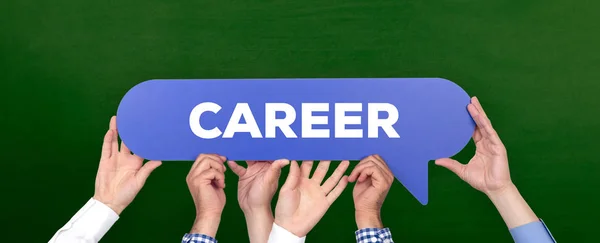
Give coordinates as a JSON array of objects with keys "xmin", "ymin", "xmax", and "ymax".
[{"xmin": 190, "ymin": 102, "xmax": 222, "ymax": 139}]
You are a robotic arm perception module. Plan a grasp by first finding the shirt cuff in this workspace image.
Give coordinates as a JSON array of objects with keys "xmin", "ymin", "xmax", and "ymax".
[
  {"xmin": 355, "ymin": 228, "xmax": 394, "ymax": 243},
  {"xmin": 509, "ymin": 219, "xmax": 556, "ymax": 243},
  {"xmin": 267, "ymin": 223, "xmax": 306, "ymax": 243},
  {"xmin": 182, "ymin": 233, "xmax": 218, "ymax": 243},
  {"xmin": 50, "ymin": 198, "xmax": 119, "ymax": 242}
]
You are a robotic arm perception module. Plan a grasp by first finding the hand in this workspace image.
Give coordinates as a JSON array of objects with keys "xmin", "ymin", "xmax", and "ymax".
[
  {"xmin": 228, "ymin": 160, "xmax": 290, "ymax": 243},
  {"xmin": 435, "ymin": 97, "xmax": 512, "ymax": 196},
  {"xmin": 435, "ymin": 97, "xmax": 538, "ymax": 228},
  {"xmin": 93, "ymin": 116, "xmax": 162, "ymax": 215},
  {"xmin": 186, "ymin": 154, "xmax": 227, "ymax": 238},
  {"xmin": 274, "ymin": 160, "xmax": 350, "ymax": 237},
  {"xmin": 348, "ymin": 155, "xmax": 394, "ymax": 229},
  {"xmin": 228, "ymin": 160, "xmax": 290, "ymax": 213}
]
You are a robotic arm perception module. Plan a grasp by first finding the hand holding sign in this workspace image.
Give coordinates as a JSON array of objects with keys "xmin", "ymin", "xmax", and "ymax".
[
  {"xmin": 117, "ymin": 78, "xmax": 476, "ymax": 205},
  {"xmin": 186, "ymin": 154, "xmax": 227, "ymax": 238},
  {"xmin": 93, "ymin": 116, "xmax": 162, "ymax": 215},
  {"xmin": 228, "ymin": 159, "xmax": 289, "ymax": 243},
  {"xmin": 435, "ymin": 97, "xmax": 512, "ymax": 196},
  {"xmin": 434, "ymin": 97, "xmax": 540, "ymax": 229},
  {"xmin": 349, "ymin": 155, "xmax": 394, "ymax": 229}
]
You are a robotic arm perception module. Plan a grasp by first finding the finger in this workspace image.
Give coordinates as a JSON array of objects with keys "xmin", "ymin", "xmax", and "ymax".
[
  {"xmin": 136, "ymin": 160, "xmax": 162, "ymax": 186},
  {"xmin": 110, "ymin": 117, "xmax": 119, "ymax": 157},
  {"xmin": 109, "ymin": 116, "xmax": 117, "ymax": 130},
  {"xmin": 363, "ymin": 155, "xmax": 391, "ymax": 175},
  {"xmin": 355, "ymin": 165, "xmax": 388, "ymax": 186},
  {"xmin": 311, "ymin": 160, "xmax": 331, "ymax": 184},
  {"xmin": 353, "ymin": 164, "xmax": 377, "ymax": 182},
  {"xmin": 471, "ymin": 96, "xmax": 488, "ymax": 118},
  {"xmin": 115, "ymin": 152, "xmax": 143, "ymax": 171},
  {"xmin": 300, "ymin": 160, "xmax": 314, "ymax": 178},
  {"xmin": 371, "ymin": 155, "xmax": 394, "ymax": 181},
  {"xmin": 227, "ymin": 161, "xmax": 246, "ymax": 177},
  {"xmin": 349, "ymin": 160, "xmax": 377, "ymax": 182},
  {"xmin": 372, "ymin": 154, "xmax": 389, "ymax": 169},
  {"xmin": 469, "ymin": 104, "xmax": 503, "ymax": 145},
  {"xmin": 326, "ymin": 175, "xmax": 349, "ymax": 205},
  {"xmin": 189, "ymin": 154, "xmax": 206, "ymax": 174},
  {"xmin": 434, "ymin": 158, "xmax": 466, "ymax": 179},
  {"xmin": 247, "ymin": 160, "xmax": 271, "ymax": 166},
  {"xmin": 357, "ymin": 165, "xmax": 376, "ymax": 182},
  {"xmin": 468, "ymin": 99, "xmax": 503, "ymax": 144},
  {"xmin": 468, "ymin": 104, "xmax": 491, "ymax": 137},
  {"xmin": 265, "ymin": 159, "xmax": 290, "ymax": 183},
  {"xmin": 198, "ymin": 168, "xmax": 226, "ymax": 188},
  {"xmin": 281, "ymin": 160, "xmax": 300, "ymax": 191},
  {"xmin": 191, "ymin": 154, "xmax": 225, "ymax": 173},
  {"xmin": 472, "ymin": 128, "xmax": 483, "ymax": 143},
  {"xmin": 120, "ymin": 141, "xmax": 131, "ymax": 155},
  {"xmin": 321, "ymin": 160, "xmax": 350, "ymax": 193},
  {"xmin": 193, "ymin": 157, "xmax": 227, "ymax": 177},
  {"xmin": 369, "ymin": 156, "xmax": 394, "ymax": 182},
  {"xmin": 100, "ymin": 129, "xmax": 113, "ymax": 161}
]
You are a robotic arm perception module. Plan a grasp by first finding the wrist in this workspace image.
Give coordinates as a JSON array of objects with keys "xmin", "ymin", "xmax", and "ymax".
[
  {"xmin": 244, "ymin": 206, "xmax": 274, "ymax": 228},
  {"xmin": 355, "ymin": 210, "xmax": 383, "ymax": 229},
  {"xmin": 243, "ymin": 206, "xmax": 274, "ymax": 242},
  {"xmin": 273, "ymin": 219, "xmax": 306, "ymax": 237},
  {"xmin": 190, "ymin": 214, "xmax": 221, "ymax": 238},
  {"xmin": 486, "ymin": 183, "xmax": 538, "ymax": 229},
  {"xmin": 242, "ymin": 205, "xmax": 272, "ymax": 217},
  {"xmin": 486, "ymin": 182, "xmax": 518, "ymax": 202},
  {"xmin": 93, "ymin": 196, "xmax": 124, "ymax": 215}
]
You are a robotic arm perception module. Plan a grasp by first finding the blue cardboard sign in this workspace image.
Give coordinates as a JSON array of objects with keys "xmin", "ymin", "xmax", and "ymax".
[{"xmin": 116, "ymin": 78, "xmax": 475, "ymax": 205}]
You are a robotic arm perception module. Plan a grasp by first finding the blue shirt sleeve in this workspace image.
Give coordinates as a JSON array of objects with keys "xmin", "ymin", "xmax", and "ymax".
[
  {"xmin": 355, "ymin": 228, "xmax": 394, "ymax": 243},
  {"xmin": 509, "ymin": 219, "xmax": 556, "ymax": 243},
  {"xmin": 182, "ymin": 233, "xmax": 218, "ymax": 243}
]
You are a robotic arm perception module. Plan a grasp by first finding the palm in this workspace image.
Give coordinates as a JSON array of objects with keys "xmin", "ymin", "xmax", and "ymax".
[
  {"xmin": 280, "ymin": 178, "xmax": 328, "ymax": 221},
  {"xmin": 274, "ymin": 161, "xmax": 349, "ymax": 237},
  {"xmin": 462, "ymin": 137, "xmax": 510, "ymax": 193},
  {"xmin": 96, "ymin": 152, "xmax": 144, "ymax": 205},
  {"xmin": 237, "ymin": 162, "xmax": 273, "ymax": 209}
]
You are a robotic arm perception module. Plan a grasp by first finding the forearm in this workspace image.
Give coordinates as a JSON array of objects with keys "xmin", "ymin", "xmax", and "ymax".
[
  {"xmin": 487, "ymin": 183, "xmax": 538, "ymax": 229},
  {"xmin": 50, "ymin": 198, "xmax": 119, "ymax": 243},
  {"xmin": 355, "ymin": 210, "xmax": 396, "ymax": 243},
  {"xmin": 190, "ymin": 214, "xmax": 221, "ymax": 238},
  {"xmin": 355, "ymin": 210, "xmax": 383, "ymax": 229},
  {"xmin": 244, "ymin": 207, "xmax": 274, "ymax": 243}
]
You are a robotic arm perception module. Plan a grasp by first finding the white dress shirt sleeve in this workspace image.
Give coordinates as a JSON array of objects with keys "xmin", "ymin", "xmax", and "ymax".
[
  {"xmin": 267, "ymin": 222, "xmax": 306, "ymax": 243},
  {"xmin": 49, "ymin": 198, "xmax": 119, "ymax": 243}
]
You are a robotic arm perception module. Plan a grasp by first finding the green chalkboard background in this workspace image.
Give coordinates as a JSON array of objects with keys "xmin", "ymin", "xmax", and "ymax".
[{"xmin": 1, "ymin": 0, "xmax": 598, "ymax": 242}]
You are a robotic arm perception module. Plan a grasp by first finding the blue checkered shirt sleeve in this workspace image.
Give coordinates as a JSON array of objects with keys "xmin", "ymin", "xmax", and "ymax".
[
  {"xmin": 355, "ymin": 228, "xmax": 394, "ymax": 243},
  {"xmin": 182, "ymin": 233, "xmax": 218, "ymax": 243}
]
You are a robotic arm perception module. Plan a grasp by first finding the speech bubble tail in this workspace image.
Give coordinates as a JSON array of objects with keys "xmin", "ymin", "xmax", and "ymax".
[{"xmin": 383, "ymin": 155, "xmax": 429, "ymax": 205}]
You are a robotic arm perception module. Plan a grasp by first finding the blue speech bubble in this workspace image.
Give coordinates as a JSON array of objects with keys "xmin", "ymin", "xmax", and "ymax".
[{"xmin": 116, "ymin": 78, "xmax": 475, "ymax": 205}]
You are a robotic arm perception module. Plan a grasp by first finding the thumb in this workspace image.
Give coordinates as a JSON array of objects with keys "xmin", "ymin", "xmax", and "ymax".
[
  {"xmin": 136, "ymin": 160, "xmax": 162, "ymax": 186},
  {"xmin": 434, "ymin": 158, "xmax": 465, "ymax": 178},
  {"xmin": 266, "ymin": 159, "xmax": 290, "ymax": 183},
  {"xmin": 227, "ymin": 160, "xmax": 246, "ymax": 177}
]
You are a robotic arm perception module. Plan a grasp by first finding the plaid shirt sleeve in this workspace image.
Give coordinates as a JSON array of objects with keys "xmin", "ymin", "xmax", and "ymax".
[
  {"xmin": 182, "ymin": 233, "xmax": 218, "ymax": 243},
  {"xmin": 355, "ymin": 228, "xmax": 394, "ymax": 243}
]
